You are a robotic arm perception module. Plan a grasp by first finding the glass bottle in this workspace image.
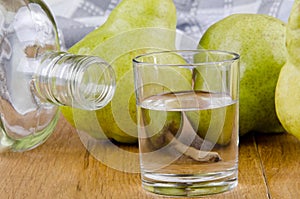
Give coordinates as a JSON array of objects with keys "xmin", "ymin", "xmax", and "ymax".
[{"xmin": 0, "ymin": 0, "xmax": 115, "ymax": 152}]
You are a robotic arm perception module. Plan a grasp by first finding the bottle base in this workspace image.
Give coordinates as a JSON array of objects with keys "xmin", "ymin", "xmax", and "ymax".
[{"xmin": 0, "ymin": 111, "xmax": 59, "ymax": 152}]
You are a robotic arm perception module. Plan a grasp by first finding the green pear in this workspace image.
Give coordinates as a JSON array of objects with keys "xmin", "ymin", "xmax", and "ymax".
[
  {"xmin": 275, "ymin": 0, "xmax": 300, "ymax": 140},
  {"xmin": 198, "ymin": 14, "xmax": 287, "ymax": 135},
  {"xmin": 185, "ymin": 100, "xmax": 237, "ymax": 146},
  {"xmin": 60, "ymin": 0, "xmax": 181, "ymax": 143},
  {"xmin": 185, "ymin": 53, "xmax": 238, "ymax": 145},
  {"xmin": 141, "ymin": 108, "xmax": 183, "ymax": 150},
  {"xmin": 135, "ymin": 53, "xmax": 192, "ymax": 149}
]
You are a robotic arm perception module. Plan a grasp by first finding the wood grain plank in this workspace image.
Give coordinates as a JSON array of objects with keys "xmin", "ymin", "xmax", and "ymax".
[
  {"xmin": 0, "ymin": 115, "xmax": 269, "ymax": 199},
  {"xmin": 256, "ymin": 133, "xmax": 300, "ymax": 199}
]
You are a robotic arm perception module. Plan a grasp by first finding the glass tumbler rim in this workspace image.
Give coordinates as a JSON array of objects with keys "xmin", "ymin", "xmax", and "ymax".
[{"xmin": 132, "ymin": 49, "xmax": 240, "ymax": 66}]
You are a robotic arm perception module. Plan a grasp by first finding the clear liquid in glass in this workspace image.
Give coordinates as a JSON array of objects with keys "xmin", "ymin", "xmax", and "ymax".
[{"xmin": 137, "ymin": 90, "xmax": 238, "ymax": 196}]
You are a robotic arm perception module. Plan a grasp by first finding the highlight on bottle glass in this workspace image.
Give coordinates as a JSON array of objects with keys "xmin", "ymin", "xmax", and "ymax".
[{"xmin": 133, "ymin": 49, "xmax": 240, "ymax": 196}]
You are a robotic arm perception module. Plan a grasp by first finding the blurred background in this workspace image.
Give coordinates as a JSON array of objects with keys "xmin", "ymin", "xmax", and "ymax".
[{"xmin": 43, "ymin": 0, "xmax": 294, "ymax": 49}]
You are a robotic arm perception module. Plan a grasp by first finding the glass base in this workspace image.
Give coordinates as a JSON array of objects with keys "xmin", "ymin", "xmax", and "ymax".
[{"xmin": 141, "ymin": 169, "xmax": 238, "ymax": 197}]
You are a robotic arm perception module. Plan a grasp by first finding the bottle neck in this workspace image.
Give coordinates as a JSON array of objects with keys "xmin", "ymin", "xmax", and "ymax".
[{"xmin": 33, "ymin": 52, "xmax": 115, "ymax": 110}]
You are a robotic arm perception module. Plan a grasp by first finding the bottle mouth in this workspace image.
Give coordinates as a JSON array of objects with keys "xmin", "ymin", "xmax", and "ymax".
[
  {"xmin": 33, "ymin": 52, "xmax": 116, "ymax": 111},
  {"xmin": 73, "ymin": 56, "xmax": 116, "ymax": 110}
]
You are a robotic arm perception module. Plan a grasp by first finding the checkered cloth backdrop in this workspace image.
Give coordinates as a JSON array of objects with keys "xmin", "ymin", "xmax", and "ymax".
[{"xmin": 43, "ymin": 0, "xmax": 294, "ymax": 49}]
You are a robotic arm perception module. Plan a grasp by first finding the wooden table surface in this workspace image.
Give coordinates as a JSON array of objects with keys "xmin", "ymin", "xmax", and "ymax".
[{"xmin": 0, "ymin": 114, "xmax": 300, "ymax": 199}]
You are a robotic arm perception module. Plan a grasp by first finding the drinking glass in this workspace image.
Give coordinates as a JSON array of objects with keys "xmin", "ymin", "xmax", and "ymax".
[{"xmin": 133, "ymin": 49, "xmax": 240, "ymax": 196}]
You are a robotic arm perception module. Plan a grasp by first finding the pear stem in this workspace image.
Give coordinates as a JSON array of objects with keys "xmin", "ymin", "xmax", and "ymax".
[{"xmin": 165, "ymin": 131, "xmax": 222, "ymax": 162}]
